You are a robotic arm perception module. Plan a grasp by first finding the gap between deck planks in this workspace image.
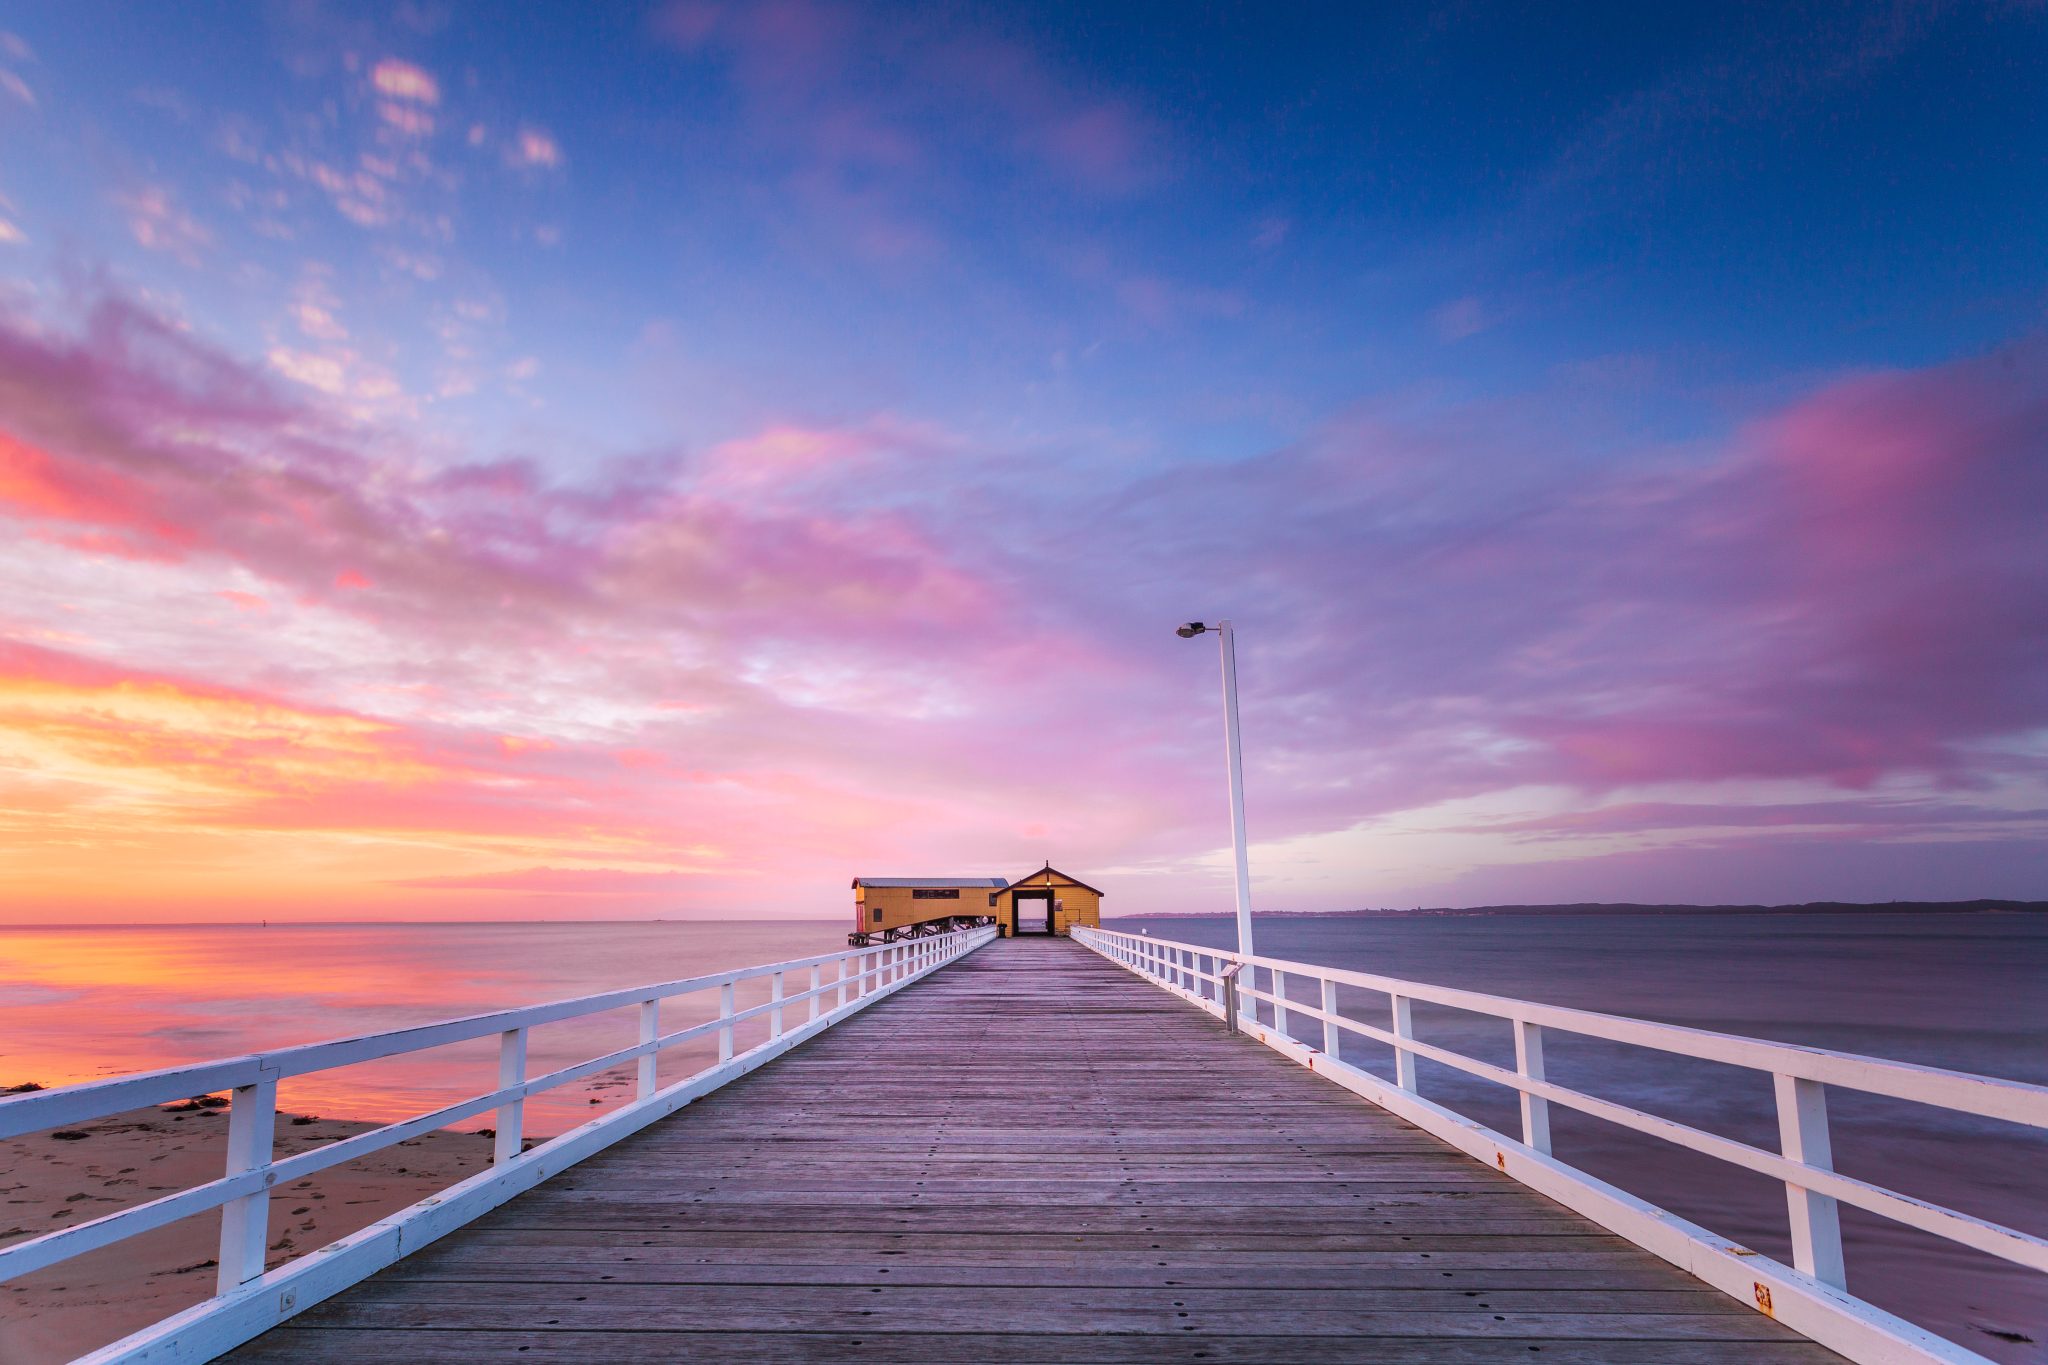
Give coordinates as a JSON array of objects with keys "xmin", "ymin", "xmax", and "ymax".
[{"xmin": 226, "ymin": 936, "xmax": 1839, "ymax": 1364}]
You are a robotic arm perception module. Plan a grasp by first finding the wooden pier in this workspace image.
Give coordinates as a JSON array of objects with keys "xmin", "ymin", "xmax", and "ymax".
[{"xmin": 226, "ymin": 939, "xmax": 1836, "ymax": 1363}]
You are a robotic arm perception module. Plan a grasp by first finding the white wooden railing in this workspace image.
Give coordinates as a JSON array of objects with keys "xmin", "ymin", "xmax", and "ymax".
[
  {"xmin": 1074, "ymin": 925, "xmax": 2046, "ymax": 1365},
  {"xmin": 0, "ymin": 925, "xmax": 996, "ymax": 1363}
]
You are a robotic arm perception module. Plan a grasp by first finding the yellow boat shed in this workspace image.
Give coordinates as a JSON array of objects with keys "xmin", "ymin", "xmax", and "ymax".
[{"xmin": 849, "ymin": 864, "xmax": 1104, "ymax": 944}]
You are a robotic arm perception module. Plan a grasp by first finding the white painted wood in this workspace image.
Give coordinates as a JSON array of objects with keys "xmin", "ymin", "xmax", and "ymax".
[
  {"xmin": 41, "ymin": 925, "xmax": 995, "ymax": 1364},
  {"xmin": 0, "ymin": 1172, "xmax": 264, "ymax": 1283},
  {"xmin": 0, "ymin": 936, "xmax": 967, "ymax": 1144},
  {"xmin": 1213, "ymin": 618, "xmax": 1256, "ymax": 960},
  {"xmin": 1075, "ymin": 924, "xmax": 2034, "ymax": 1365},
  {"xmin": 1321, "ymin": 977, "xmax": 1340, "ymax": 1059},
  {"xmin": 215, "ymin": 1073, "xmax": 276, "ymax": 1296},
  {"xmin": 1282, "ymin": 1037, "xmax": 1983, "ymax": 1365},
  {"xmin": 1778, "ymin": 1072, "xmax": 1848, "ymax": 1289},
  {"xmin": 1516, "ymin": 1019, "xmax": 1551, "ymax": 1155},
  {"xmin": 718, "ymin": 981, "xmax": 735, "ymax": 1062},
  {"xmin": 1390, "ymin": 993, "xmax": 1418, "ymax": 1091},
  {"xmin": 493, "ymin": 1028, "xmax": 527, "ymax": 1165},
  {"xmin": 636, "ymin": 999, "xmax": 659, "ymax": 1100}
]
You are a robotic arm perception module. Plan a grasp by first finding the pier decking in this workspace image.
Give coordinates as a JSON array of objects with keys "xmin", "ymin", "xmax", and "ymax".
[{"xmin": 226, "ymin": 939, "xmax": 1834, "ymax": 1362}]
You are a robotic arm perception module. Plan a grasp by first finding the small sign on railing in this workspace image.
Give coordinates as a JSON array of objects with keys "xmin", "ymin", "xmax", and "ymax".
[{"xmin": 1218, "ymin": 962, "xmax": 1245, "ymax": 1034}]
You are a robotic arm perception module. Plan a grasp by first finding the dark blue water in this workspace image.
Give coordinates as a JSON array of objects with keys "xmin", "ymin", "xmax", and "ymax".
[{"xmin": 1130, "ymin": 911, "xmax": 2048, "ymax": 1363}]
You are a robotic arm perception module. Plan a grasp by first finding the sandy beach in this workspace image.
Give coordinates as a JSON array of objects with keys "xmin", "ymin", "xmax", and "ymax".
[{"xmin": 0, "ymin": 1102, "xmax": 486, "ymax": 1365}]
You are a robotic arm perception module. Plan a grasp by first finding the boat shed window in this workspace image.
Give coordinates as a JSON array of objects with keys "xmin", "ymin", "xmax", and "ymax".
[{"xmin": 911, "ymin": 888, "xmax": 961, "ymax": 900}]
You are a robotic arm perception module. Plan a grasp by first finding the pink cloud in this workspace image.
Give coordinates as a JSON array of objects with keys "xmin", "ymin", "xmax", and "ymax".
[
  {"xmin": 3, "ymin": 282, "xmax": 2045, "ymax": 914},
  {"xmin": 1059, "ymin": 337, "xmax": 2048, "ymax": 859},
  {"xmin": 116, "ymin": 185, "xmax": 211, "ymax": 262},
  {"xmin": 370, "ymin": 59, "xmax": 439, "ymax": 106},
  {"xmin": 511, "ymin": 126, "xmax": 562, "ymax": 169}
]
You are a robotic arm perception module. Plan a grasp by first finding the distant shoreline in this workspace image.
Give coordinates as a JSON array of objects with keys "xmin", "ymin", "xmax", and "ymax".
[
  {"xmin": 4, "ymin": 903, "xmax": 2048, "ymax": 929},
  {"xmin": 1114, "ymin": 899, "xmax": 2048, "ymax": 920}
]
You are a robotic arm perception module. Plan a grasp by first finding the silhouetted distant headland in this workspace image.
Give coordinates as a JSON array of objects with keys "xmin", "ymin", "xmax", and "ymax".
[{"xmin": 1123, "ymin": 899, "xmax": 2048, "ymax": 919}]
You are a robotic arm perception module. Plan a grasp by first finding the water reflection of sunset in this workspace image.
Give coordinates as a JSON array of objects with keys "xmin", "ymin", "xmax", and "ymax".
[{"xmin": 0, "ymin": 921, "xmax": 842, "ymax": 1131}]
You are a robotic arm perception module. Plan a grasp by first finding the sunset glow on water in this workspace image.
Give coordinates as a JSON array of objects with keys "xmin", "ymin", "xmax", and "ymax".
[{"xmin": 0, "ymin": 920, "xmax": 845, "ymax": 1131}]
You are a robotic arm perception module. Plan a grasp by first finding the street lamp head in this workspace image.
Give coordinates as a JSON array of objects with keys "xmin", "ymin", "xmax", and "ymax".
[{"xmin": 1175, "ymin": 622, "xmax": 1208, "ymax": 638}]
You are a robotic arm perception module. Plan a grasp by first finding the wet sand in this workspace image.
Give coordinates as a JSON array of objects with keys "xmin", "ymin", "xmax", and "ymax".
[{"xmin": 0, "ymin": 1104, "xmax": 485, "ymax": 1364}]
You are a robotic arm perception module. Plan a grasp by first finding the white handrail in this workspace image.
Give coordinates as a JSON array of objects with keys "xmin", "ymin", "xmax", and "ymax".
[
  {"xmin": 0, "ymin": 925, "xmax": 996, "ymax": 1362},
  {"xmin": 1074, "ymin": 924, "xmax": 2039, "ymax": 1365}
]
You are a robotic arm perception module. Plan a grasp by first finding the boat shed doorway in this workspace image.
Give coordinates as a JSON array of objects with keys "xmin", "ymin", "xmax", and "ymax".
[
  {"xmin": 1009, "ymin": 890, "xmax": 1055, "ymax": 936},
  {"xmin": 989, "ymin": 865, "xmax": 1104, "ymax": 938}
]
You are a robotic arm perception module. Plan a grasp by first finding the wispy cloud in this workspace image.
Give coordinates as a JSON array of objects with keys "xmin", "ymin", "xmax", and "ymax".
[
  {"xmin": 2, "ymin": 277, "xmax": 2044, "ymax": 912},
  {"xmin": 116, "ymin": 185, "xmax": 211, "ymax": 262}
]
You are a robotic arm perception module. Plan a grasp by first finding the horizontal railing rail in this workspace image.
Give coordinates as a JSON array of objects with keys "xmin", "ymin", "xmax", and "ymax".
[
  {"xmin": 1074, "ymin": 924, "xmax": 2044, "ymax": 1365},
  {"xmin": 0, "ymin": 925, "xmax": 996, "ymax": 1362}
]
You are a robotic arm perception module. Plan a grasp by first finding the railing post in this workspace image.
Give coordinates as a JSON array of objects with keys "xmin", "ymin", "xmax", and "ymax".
[
  {"xmin": 494, "ymin": 1027, "xmax": 527, "ymax": 1164},
  {"xmin": 1390, "ymin": 995, "xmax": 1417, "ymax": 1091},
  {"xmin": 838, "ymin": 957, "xmax": 850, "ymax": 1008},
  {"xmin": 1775, "ymin": 1074, "xmax": 1847, "ymax": 1289},
  {"xmin": 770, "ymin": 971, "xmax": 785, "ymax": 1040},
  {"xmin": 637, "ymin": 998, "xmax": 659, "ymax": 1100},
  {"xmin": 1272, "ymin": 968, "xmax": 1290, "ymax": 1037},
  {"xmin": 216, "ymin": 1071, "xmax": 277, "ymax": 1295},
  {"xmin": 809, "ymin": 963, "xmax": 822, "ymax": 1022},
  {"xmin": 1514, "ymin": 1019, "xmax": 1550, "ymax": 1154},
  {"xmin": 718, "ymin": 982, "xmax": 735, "ymax": 1062},
  {"xmin": 1321, "ymin": 977, "xmax": 1340, "ymax": 1058}
]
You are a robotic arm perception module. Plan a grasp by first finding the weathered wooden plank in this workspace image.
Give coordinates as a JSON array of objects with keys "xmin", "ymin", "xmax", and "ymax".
[
  {"xmin": 284, "ymin": 1296, "xmax": 1810, "ymax": 1341},
  {"xmin": 399, "ymin": 1227, "xmax": 1659, "ymax": 1259},
  {"xmin": 232, "ymin": 1328, "xmax": 1842, "ymax": 1363},
  {"xmin": 385, "ymin": 1249, "xmax": 1705, "ymax": 1292},
  {"xmin": 225, "ymin": 938, "xmax": 1833, "ymax": 1362}
]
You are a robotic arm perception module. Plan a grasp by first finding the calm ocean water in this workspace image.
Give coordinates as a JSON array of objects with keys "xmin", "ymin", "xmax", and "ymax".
[
  {"xmin": 0, "ymin": 920, "xmax": 850, "ymax": 1135},
  {"xmin": 0, "ymin": 912, "xmax": 2040, "ymax": 1359}
]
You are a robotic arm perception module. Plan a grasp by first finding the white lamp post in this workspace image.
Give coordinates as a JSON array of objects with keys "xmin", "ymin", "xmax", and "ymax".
[{"xmin": 1177, "ymin": 620, "xmax": 1254, "ymax": 959}]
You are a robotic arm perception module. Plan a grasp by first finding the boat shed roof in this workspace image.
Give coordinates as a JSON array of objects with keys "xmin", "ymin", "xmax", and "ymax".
[
  {"xmin": 852, "ymin": 876, "xmax": 1009, "ymax": 889},
  {"xmin": 998, "ymin": 864, "xmax": 1107, "ymax": 897}
]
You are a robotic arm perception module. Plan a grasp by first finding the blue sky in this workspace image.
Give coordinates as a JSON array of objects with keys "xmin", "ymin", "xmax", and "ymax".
[{"xmin": 0, "ymin": 2, "xmax": 2044, "ymax": 918}]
